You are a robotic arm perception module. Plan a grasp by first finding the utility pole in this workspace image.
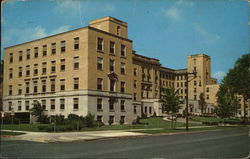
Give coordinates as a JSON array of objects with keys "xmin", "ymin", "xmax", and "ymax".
[{"xmin": 185, "ymin": 71, "xmax": 197, "ymax": 131}]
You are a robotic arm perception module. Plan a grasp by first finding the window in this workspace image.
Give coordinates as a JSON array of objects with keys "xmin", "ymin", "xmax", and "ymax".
[
  {"xmin": 97, "ymin": 37, "xmax": 103, "ymax": 51},
  {"xmin": 120, "ymin": 100, "xmax": 125, "ymax": 112},
  {"xmin": 97, "ymin": 115, "xmax": 102, "ymax": 122},
  {"xmin": 26, "ymin": 49, "xmax": 30, "ymax": 60},
  {"xmin": 26, "ymin": 65, "xmax": 30, "ymax": 76},
  {"xmin": 110, "ymin": 59, "xmax": 115, "ymax": 72},
  {"xmin": 73, "ymin": 56, "xmax": 79, "ymax": 70},
  {"xmin": 9, "ymin": 53, "xmax": 13, "ymax": 63},
  {"xmin": 60, "ymin": 79, "xmax": 65, "ymax": 91},
  {"xmin": 8, "ymin": 102, "xmax": 12, "ymax": 111},
  {"xmin": 51, "ymin": 43, "xmax": 56, "ymax": 55},
  {"xmin": 177, "ymin": 82, "xmax": 179, "ymax": 87},
  {"xmin": 97, "ymin": 78, "xmax": 103, "ymax": 90},
  {"xmin": 97, "ymin": 57, "xmax": 103, "ymax": 70},
  {"xmin": 33, "ymin": 81, "xmax": 38, "ymax": 93},
  {"xmin": 193, "ymin": 66, "xmax": 197, "ymax": 72},
  {"xmin": 121, "ymin": 62, "xmax": 126, "ymax": 74},
  {"xmin": 134, "ymin": 68, "xmax": 137, "ymax": 76},
  {"xmin": 206, "ymin": 87, "xmax": 209, "ymax": 92},
  {"xmin": 34, "ymin": 64, "xmax": 38, "ymax": 76},
  {"xmin": 9, "ymin": 68, "xmax": 13, "ymax": 79},
  {"xmin": 109, "ymin": 99, "xmax": 114, "ymax": 112},
  {"xmin": 144, "ymin": 107, "xmax": 147, "ymax": 113},
  {"xmin": 18, "ymin": 84, "xmax": 22, "ymax": 95},
  {"xmin": 51, "ymin": 61, "xmax": 56, "ymax": 73},
  {"xmin": 97, "ymin": 98, "xmax": 102, "ymax": 111},
  {"xmin": 134, "ymin": 93, "xmax": 137, "ymax": 101},
  {"xmin": 42, "ymin": 45, "xmax": 47, "ymax": 56},
  {"xmin": 73, "ymin": 98, "xmax": 79, "ymax": 110},
  {"xmin": 9, "ymin": 85, "xmax": 12, "ymax": 95},
  {"xmin": 134, "ymin": 106, "xmax": 137, "ymax": 114},
  {"xmin": 117, "ymin": 26, "xmax": 121, "ymax": 36},
  {"xmin": 25, "ymin": 82, "xmax": 30, "ymax": 94},
  {"xmin": 120, "ymin": 81, "xmax": 125, "ymax": 93},
  {"xmin": 60, "ymin": 99, "xmax": 65, "ymax": 110},
  {"xmin": 61, "ymin": 40, "xmax": 66, "ymax": 52},
  {"xmin": 42, "ymin": 100, "xmax": 46, "ymax": 110},
  {"xmin": 74, "ymin": 78, "xmax": 79, "ymax": 90},
  {"xmin": 50, "ymin": 79, "xmax": 55, "ymax": 92},
  {"xmin": 110, "ymin": 79, "xmax": 115, "ymax": 92},
  {"xmin": 121, "ymin": 44, "xmax": 126, "ymax": 57},
  {"xmin": 50, "ymin": 99, "xmax": 55, "ymax": 110},
  {"xmin": 60, "ymin": 59, "xmax": 65, "ymax": 71},
  {"xmin": 18, "ymin": 101, "xmax": 22, "ymax": 111},
  {"xmin": 109, "ymin": 116, "xmax": 114, "ymax": 124},
  {"xmin": 194, "ymin": 80, "xmax": 197, "ymax": 86},
  {"xmin": 25, "ymin": 101, "xmax": 29, "ymax": 110},
  {"xmin": 110, "ymin": 41, "xmax": 115, "ymax": 54},
  {"xmin": 19, "ymin": 51, "xmax": 23, "ymax": 61},
  {"xmin": 134, "ymin": 80, "xmax": 137, "ymax": 88},
  {"xmin": 42, "ymin": 62, "xmax": 47, "ymax": 74},
  {"xmin": 194, "ymin": 95, "xmax": 197, "ymax": 100},
  {"xmin": 74, "ymin": 37, "xmax": 79, "ymax": 50},
  {"xmin": 120, "ymin": 116, "xmax": 125, "ymax": 124},
  {"xmin": 194, "ymin": 88, "xmax": 196, "ymax": 93},
  {"xmin": 206, "ymin": 95, "xmax": 209, "ymax": 100},
  {"xmin": 18, "ymin": 67, "xmax": 22, "ymax": 77},
  {"xmin": 42, "ymin": 80, "xmax": 46, "ymax": 93},
  {"xmin": 149, "ymin": 107, "xmax": 152, "ymax": 114},
  {"xmin": 181, "ymin": 82, "xmax": 183, "ymax": 87},
  {"xmin": 34, "ymin": 47, "xmax": 38, "ymax": 58}
]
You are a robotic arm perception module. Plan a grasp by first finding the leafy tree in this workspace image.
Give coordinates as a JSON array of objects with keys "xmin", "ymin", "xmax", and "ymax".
[
  {"xmin": 85, "ymin": 113, "xmax": 96, "ymax": 128},
  {"xmin": 216, "ymin": 84, "xmax": 238, "ymax": 121},
  {"xmin": 30, "ymin": 101, "xmax": 50, "ymax": 124},
  {"xmin": 223, "ymin": 54, "xmax": 250, "ymax": 119},
  {"xmin": 160, "ymin": 88, "xmax": 182, "ymax": 129},
  {"xmin": 198, "ymin": 93, "xmax": 206, "ymax": 115}
]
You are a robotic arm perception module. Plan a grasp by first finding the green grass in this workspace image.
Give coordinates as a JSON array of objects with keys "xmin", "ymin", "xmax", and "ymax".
[
  {"xmin": 0, "ymin": 131, "xmax": 26, "ymax": 136},
  {"xmin": 132, "ymin": 126, "xmax": 244, "ymax": 134},
  {"xmin": 1, "ymin": 124, "xmax": 49, "ymax": 132},
  {"xmin": 190, "ymin": 116, "xmax": 241, "ymax": 123}
]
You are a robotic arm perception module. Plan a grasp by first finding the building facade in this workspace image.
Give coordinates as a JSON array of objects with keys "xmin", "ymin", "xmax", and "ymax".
[{"xmin": 3, "ymin": 16, "xmax": 233, "ymax": 124}]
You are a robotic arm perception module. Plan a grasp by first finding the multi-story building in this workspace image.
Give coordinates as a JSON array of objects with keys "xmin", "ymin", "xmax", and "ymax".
[{"xmin": 3, "ymin": 16, "xmax": 229, "ymax": 124}]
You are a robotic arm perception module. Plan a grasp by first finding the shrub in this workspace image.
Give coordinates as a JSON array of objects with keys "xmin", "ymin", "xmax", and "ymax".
[
  {"xmin": 85, "ymin": 113, "xmax": 97, "ymax": 128},
  {"xmin": 119, "ymin": 119, "xmax": 124, "ymax": 125},
  {"xmin": 38, "ymin": 115, "xmax": 50, "ymax": 124}
]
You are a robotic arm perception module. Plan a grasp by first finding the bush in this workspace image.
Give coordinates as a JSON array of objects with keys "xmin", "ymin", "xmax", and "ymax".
[
  {"xmin": 38, "ymin": 115, "xmax": 50, "ymax": 124},
  {"xmin": 85, "ymin": 113, "xmax": 97, "ymax": 128},
  {"xmin": 119, "ymin": 119, "xmax": 124, "ymax": 125},
  {"xmin": 97, "ymin": 121, "xmax": 105, "ymax": 127},
  {"xmin": 132, "ymin": 116, "xmax": 140, "ymax": 125},
  {"xmin": 2, "ymin": 117, "xmax": 20, "ymax": 124}
]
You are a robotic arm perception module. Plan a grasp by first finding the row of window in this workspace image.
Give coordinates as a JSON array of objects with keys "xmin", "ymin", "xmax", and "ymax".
[
  {"xmin": 97, "ymin": 37, "xmax": 127, "ymax": 57},
  {"xmin": 97, "ymin": 115, "xmax": 125, "ymax": 124},
  {"xmin": 9, "ymin": 58, "xmax": 79, "ymax": 79},
  {"xmin": 8, "ymin": 98, "xmax": 79, "ymax": 111},
  {"xmin": 9, "ymin": 38, "xmax": 80, "ymax": 63},
  {"xmin": 97, "ymin": 78, "xmax": 126, "ymax": 93},
  {"xmin": 97, "ymin": 57, "xmax": 126, "ymax": 74},
  {"xmin": 8, "ymin": 78, "xmax": 79, "ymax": 95},
  {"xmin": 97, "ymin": 99, "xmax": 126, "ymax": 112}
]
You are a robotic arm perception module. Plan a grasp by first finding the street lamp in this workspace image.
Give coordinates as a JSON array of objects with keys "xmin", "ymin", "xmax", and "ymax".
[{"xmin": 185, "ymin": 70, "xmax": 197, "ymax": 131}]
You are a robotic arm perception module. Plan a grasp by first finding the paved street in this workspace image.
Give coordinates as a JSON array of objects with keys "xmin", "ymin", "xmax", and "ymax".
[{"xmin": 1, "ymin": 128, "xmax": 249, "ymax": 158}]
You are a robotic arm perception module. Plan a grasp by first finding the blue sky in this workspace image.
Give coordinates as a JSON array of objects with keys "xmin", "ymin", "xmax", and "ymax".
[{"xmin": 2, "ymin": 0, "xmax": 249, "ymax": 82}]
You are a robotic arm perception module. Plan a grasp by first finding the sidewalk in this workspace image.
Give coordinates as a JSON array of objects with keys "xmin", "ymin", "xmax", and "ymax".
[{"xmin": 1, "ymin": 126, "xmax": 217, "ymax": 143}]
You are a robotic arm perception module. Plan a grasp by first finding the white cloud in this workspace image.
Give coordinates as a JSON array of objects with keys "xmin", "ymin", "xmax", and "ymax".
[
  {"xmin": 194, "ymin": 23, "xmax": 221, "ymax": 45},
  {"xmin": 164, "ymin": 7, "xmax": 182, "ymax": 21},
  {"xmin": 213, "ymin": 71, "xmax": 226, "ymax": 82},
  {"xmin": 3, "ymin": 25, "xmax": 71, "ymax": 47},
  {"xmin": 103, "ymin": 3, "xmax": 115, "ymax": 12},
  {"xmin": 163, "ymin": 0, "xmax": 194, "ymax": 22}
]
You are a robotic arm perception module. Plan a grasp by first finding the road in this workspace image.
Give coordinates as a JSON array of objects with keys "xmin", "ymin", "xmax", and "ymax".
[{"xmin": 1, "ymin": 128, "xmax": 249, "ymax": 158}]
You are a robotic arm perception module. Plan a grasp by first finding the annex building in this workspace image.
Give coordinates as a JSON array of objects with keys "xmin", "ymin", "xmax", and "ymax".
[{"xmin": 3, "ymin": 16, "xmax": 227, "ymax": 124}]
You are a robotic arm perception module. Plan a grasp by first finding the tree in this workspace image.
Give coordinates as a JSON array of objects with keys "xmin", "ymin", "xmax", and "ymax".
[
  {"xmin": 30, "ymin": 101, "xmax": 49, "ymax": 123},
  {"xmin": 216, "ymin": 84, "xmax": 238, "ymax": 121},
  {"xmin": 223, "ymin": 54, "xmax": 250, "ymax": 119},
  {"xmin": 160, "ymin": 88, "xmax": 182, "ymax": 129},
  {"xmin": 198, "ymin": 93, "xmax": 206, "ymax": 115}
]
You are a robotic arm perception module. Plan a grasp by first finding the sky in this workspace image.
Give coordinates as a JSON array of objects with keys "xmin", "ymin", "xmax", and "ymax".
[{"xmin": 1, "ymin": 0, "xmax": 249, "ymax": 82}]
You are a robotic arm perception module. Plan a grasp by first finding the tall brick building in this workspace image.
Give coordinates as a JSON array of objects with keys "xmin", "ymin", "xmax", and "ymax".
[{"xmin": 3, "ymin": 17, "xmax": 225, "ymax": 124}]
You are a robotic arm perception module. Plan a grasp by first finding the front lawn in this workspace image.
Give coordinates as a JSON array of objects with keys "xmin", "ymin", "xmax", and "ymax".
[
  {"xmin": 1, "ymin": 124, "xmax": 49, "ymax": 132},
  {"xmin": 0, "ymin": 131, "xmax": 26, "ymax": 136}
]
